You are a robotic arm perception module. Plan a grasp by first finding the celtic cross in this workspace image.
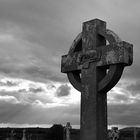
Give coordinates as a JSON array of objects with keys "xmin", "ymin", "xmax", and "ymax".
[
  {"xmin": 61, "ymin": 19, "xmax": 133, "ymax": 140},
  {"xmin": 64, "ymin": 122, "xmax": 72, "ymax": 140}
]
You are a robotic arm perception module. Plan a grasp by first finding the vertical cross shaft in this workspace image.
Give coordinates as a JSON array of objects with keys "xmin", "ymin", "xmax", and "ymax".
[{"xmin": 80, "ymin": 19, "xmax": 107, "ymax": 140}]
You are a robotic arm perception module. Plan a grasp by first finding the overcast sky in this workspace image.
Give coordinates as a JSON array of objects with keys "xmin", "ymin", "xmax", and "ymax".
[{"xmin": 0, "ymin": 0, "xmax": 139, "ymax": 129}]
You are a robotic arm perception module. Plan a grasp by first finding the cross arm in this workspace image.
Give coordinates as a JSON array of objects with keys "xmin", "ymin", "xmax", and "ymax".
[
  {"xmin": 61, "ymin": 49, "xmax": 100, "ymax": 73},
  {"xmin": 61, "ymin": 50, "xmax": 100, "ymax": 73},
  {"xmin": 61, "ymin": 51, "xmax": 82, "ymax": 73},
  {"xmin": 97, "ymin": 41, "xmax": 133, "ymax": 67},
  {"xmin": 61, "ymin": 41, "xmax": 133, "ymax": 73}
]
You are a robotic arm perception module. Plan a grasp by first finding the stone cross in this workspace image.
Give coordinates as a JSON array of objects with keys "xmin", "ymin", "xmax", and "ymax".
[
  {"xmin": 10, "ymin": 129, "xmax": 16, "ymax": 140},
  {"xmin": 108, "ymin": 127, "xmax": 119, "ymax": 140},
  {"xmin": 64, "ymin": 122, "xmax": 72, "ymax": 140},
  {"xmin": 61, "ymin": 19, "xmax": 133, "ymax": 140},
  {"xmin": 22, "ymin": 129, "xmax": 27, "ymax": 140}
]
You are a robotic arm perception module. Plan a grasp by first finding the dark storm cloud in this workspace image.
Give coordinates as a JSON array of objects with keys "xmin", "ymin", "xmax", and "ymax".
[
  {"xmin": 0, "ymin": 0, "xmax": 69, "ymax": 83},
  {"xmin": 0, "ymin": 0, "xmax": 138, "ymax": 83},
  {"xmin": 18, "ymin": 89, "xmax": 26, "ymax": 93},
  {"xmin": 28, "ymin": 87, "xmax": 44, "ymax": 93},
  {"xmin": 113, "ymin": 94, "xmax": 129, "ymax": 103},
  {"xmin": 0, "ymin": 0, "xmax": 75, "ymax": 52},
  {"xmin": 0, "ymin": 101, "xmax": 30, "ymax": 123},
  {"xmin": 0, "ymin": 97, "xmax": 80, "ymax": 125},
  {"xmin": 120, "ymin": 62, "xmax": 140, "ymax": 81},
  {"xmin": 18, "ymin": 87, "xmax": 44, "ymax": 94},
  {"xmin": 126, "ymin": 81, "xmax": 140, "ymax": 93},
  {"xmin": 56, "ymin": 84, "xmax": 71, "ymax": 97},
  {"xmin": 46, "ymin": 84, "xmax": 56, "ymax": 90},
  {"xmin": 108, "ymin": 101, "xmax": 140, "ymax": 125},
  {"xmin": 0, "ymin": 80, "xmax": 19, "ymax": 87},
  {"xmin": 0, "ymin": 61, "xmax": 65, "ymax": 83},
  {"xmin": 0, "ymin": 88, "xmax": 53, "ymax": 105},
  {"xmin": 107, "ymin": 81, "xmax": 140, "ymax": 126},
  {"xmin": 23, "ymin": 66, "xmax": 65, "ymax": 82}
]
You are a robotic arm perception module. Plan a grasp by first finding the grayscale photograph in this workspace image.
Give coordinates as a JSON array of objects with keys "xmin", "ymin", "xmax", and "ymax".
[{"xmin": 0, "ymin": 0, "xmax": 138, "ymax": 140}]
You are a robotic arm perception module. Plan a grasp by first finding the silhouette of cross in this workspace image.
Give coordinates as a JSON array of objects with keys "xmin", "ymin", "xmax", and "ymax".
[{"xmin": 61, "ymin": 19, "xmax": 133, "ymax": 140}]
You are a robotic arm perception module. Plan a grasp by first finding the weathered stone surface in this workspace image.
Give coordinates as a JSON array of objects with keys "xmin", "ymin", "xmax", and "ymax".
[
  {"xmin": 80, "ymin": 19, "xmax": 107, "ymax": 140},
  {"xmin": 98, "ymin": 41, "xmax": 133, "ymax": 67},
  {"xmin": 61, "ymin": 18, "xmax": 133, "ymax": 140},
  {"xmin": 61, "ymin": 41, "xmax": 133, "ymax": 73}
]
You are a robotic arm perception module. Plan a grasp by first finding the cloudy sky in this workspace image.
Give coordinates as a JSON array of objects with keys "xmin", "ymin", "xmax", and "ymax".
[{"xmin": 0, "ymin": 0, "xmax": 139, "ymax": 129}]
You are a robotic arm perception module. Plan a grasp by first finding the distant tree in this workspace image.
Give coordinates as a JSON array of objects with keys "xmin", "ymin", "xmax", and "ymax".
[{"xmin": 50, "ymin": 124, "xmax": 64, "ymax": 140}]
